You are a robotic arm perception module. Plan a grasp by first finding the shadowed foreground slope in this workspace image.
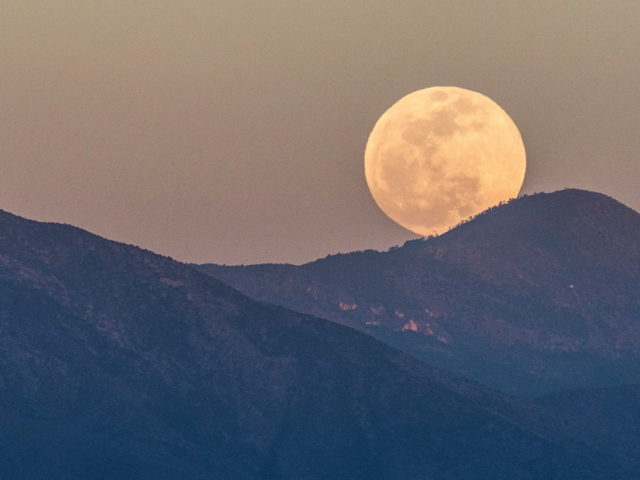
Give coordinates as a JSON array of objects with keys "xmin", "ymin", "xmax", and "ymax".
[
  {"xmin": 0, "ymin": 208, "xmax": 635, "ymax": 479},
  {"xmin": 201, "ymin": 190, "xmax": 640, "ymax": 397},
  {"xmin": 538, "ymin": 383, "xmax": 640, "ymax": 451}
]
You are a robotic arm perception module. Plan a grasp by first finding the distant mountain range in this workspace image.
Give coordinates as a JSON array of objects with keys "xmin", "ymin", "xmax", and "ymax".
[
  {"xmin": 199, "ymin": 189, "xmax": 640, "ymax": 397},
  {"xmin": 1, "ymin": 201, "xmax": 637, "ymax": 478}
]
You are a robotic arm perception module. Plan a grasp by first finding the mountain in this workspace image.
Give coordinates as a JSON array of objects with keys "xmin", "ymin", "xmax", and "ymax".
[
  {"xmin": 537, "ymin": 383, "xmax": 640, "ymax": 450},
  {"xmin": 0, "ymin": 209, "xmax": 636, "ymax": 478},
  {"xmin": 199, "ymin": 189, "xmax": 640, "ymax": 397}
]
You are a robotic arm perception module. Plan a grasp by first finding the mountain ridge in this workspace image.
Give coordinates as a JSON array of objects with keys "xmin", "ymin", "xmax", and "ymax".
[
  {"xmin": 2, "ymin": 206, "xmax": 633, "ymax": 478},
  {"xmin": 200, "ymin": 189, "xmax": 640, "ymax": 396}
]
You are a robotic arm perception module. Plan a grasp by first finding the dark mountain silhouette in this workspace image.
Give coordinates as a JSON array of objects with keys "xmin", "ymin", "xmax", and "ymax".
[
  {"xmin": 200, "ymin": 189, "xmax": 640, "ymax": 397},
  {"xmin": 0, "ymin": 209, "xmax": 636, "ymax": 478}
]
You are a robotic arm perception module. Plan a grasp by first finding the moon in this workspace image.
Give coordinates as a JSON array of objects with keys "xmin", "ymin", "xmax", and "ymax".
[{"xmin": 364, "ymin": 86, "xmax": 526, "ymax": 236}]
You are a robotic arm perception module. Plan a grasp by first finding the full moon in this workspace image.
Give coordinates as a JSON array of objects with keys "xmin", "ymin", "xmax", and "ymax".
[{"xmin": 365, "ymin": 86, "xmax": 526, "ymax": 236}]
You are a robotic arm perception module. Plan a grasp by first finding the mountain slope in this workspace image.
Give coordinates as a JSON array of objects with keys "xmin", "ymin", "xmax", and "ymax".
[
  {"xmin": 200, "ymin": 189, "xmax": 640, "ymax": 397},
  {"xmin": 1, "ymin": 208, "xmax": 634, "ymax": 478},
  {"xmin": 537, "ymin": 383, "xmax": 640, "ymax": 451}
]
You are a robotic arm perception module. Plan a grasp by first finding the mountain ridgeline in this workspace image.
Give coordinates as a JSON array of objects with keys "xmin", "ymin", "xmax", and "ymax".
[
  {"xmin": 200, "ymin": 189, "xmax": 640, "ymax": 397},
  {"xmin": 2, "ymin": 207, "xmax": 636, "ymax": 478}
]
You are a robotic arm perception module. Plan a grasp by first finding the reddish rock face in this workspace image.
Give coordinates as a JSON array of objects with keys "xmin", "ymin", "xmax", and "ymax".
[{"xmin": 200, "ymin": 189, "xmax": 640, "ymax": 396}]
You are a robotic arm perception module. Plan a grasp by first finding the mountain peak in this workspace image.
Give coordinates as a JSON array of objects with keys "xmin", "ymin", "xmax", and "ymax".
[
  {"xmin": 201, "ymin": 189, "xmax": 640, "ymax": 397},
  {"xmin": 430, "ymin": 188, "xmax": 637, "ymax": 242},
  {"xmin": 415, "ymin": 189, "xmax": 640, "ymax": 272}
]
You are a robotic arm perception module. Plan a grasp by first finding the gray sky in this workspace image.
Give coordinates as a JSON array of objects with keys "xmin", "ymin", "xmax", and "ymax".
[{"xmin": 2, "ymin": 0, "xmax": 639, "ymax": 264}]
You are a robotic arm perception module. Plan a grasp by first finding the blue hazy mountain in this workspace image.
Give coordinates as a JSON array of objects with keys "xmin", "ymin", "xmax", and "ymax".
[
  {"xmin": 0, "ymin": 207, "xmax": 636, "ymax": 478},
  {"xmin": 538, "ymin": 383, "xmax": 640, "ymax": 451},
  {"xmin": 200, "ymin": 189, "xmax": 640, "ymax": 397}
]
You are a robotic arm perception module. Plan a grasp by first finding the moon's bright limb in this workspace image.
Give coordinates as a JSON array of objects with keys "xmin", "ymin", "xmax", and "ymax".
[{"xmin": 365, "ymin": 86, "xmax": 526, "ymax": 236}]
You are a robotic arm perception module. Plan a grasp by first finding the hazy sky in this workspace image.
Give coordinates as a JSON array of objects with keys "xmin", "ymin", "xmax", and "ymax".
[{"xmin": 2, "ymin": 1, "xmax": 639, "ymax": 264}]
